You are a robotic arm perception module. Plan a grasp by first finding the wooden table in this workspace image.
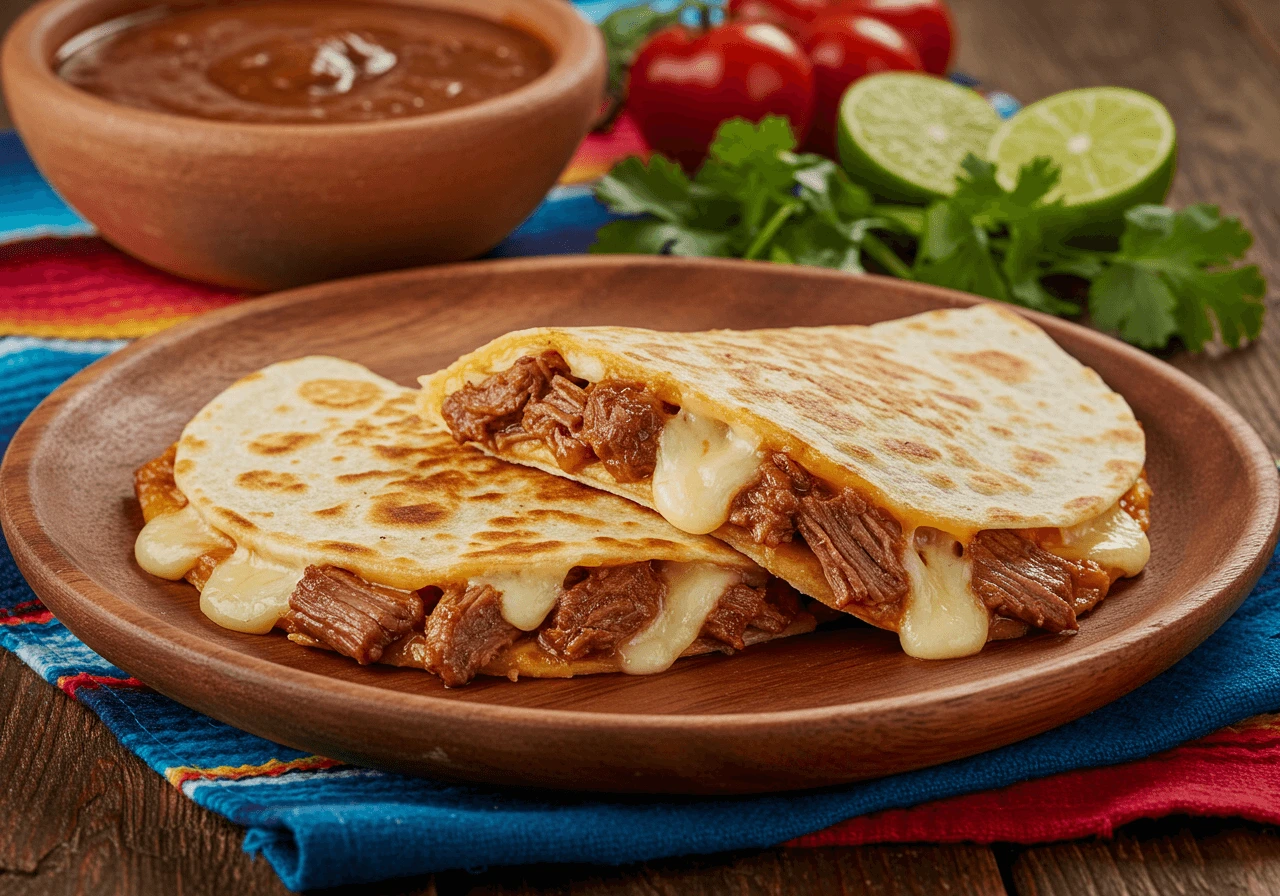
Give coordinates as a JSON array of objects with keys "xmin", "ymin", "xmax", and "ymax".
[{"xmin": 3, "ymin": 0, "xmax": 1280, "ymax": 892}]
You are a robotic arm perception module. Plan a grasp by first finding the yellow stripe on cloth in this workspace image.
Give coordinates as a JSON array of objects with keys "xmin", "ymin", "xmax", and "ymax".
[{"xmin": 165, "ymin": 755, "xmax": 344, "ymax": 788}]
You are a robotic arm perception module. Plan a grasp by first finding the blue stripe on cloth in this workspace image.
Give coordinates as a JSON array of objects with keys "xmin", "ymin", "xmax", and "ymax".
[{"xmin": 0, "ymin": 131, "xmax": 93, "ymax": 243}]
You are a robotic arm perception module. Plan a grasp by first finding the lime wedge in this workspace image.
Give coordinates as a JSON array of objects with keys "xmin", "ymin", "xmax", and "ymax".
[
  {"xmin": 988, "ymin": 87, "xmax": 1176, "ymax": 233},
  {"xmin": 837, "ymin": 73, "xmax": 1001, "ymax": 202}
]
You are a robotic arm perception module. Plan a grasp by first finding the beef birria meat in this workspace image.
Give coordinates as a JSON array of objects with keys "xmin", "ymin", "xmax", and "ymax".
[
  {"xmin": 422, "ymin": 584, "xmax": 520, "ymax": 687},
  {"xmin": 283, "ymin": 566, "xmax": 424, "ymax": 665},
  {"xmin": 539, "ymin": 562, "xmax": 666, "ymax": 660}
]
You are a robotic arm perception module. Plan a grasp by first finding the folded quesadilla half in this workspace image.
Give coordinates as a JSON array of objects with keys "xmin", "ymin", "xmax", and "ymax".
[
  {"xmin": 422, "ymin": 305, "xmax": 1152, "ymax": 660},
  {"xmin": 133, "ymin": 356, "xmax": 815, "ymax": 686}
]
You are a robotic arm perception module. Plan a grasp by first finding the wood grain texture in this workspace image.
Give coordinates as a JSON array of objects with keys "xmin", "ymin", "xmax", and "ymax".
[
  {"xmin": 3, "ymin": 256, "xmax": 1274, "ymax": 793},
  {"xmin": 0, "ymin": 650, "xmax": 288, "ymax": 895},
  {"xmin": 1011, "ymin": 822, "xmax": 1280, "ymax": 895},
  {"xmin": 432, "ymin": 846, "xmax": 1007, "ymax": 896}
]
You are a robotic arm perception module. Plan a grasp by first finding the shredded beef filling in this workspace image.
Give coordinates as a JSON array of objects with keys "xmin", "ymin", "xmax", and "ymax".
[
  {"xmin": 442, "ymin": 352, "xmax": 669, "ymax": 480},
  {"xmin": 701, "ymin": 579, "xmax": 799, "ymax": 651},
  {"xmin": 422, "ymin": 583, "xmax": 519, "ymax": 687},
  {"xmin": 579, "ymin": 383, "xmax": 668, "ymax": 482},
  {"xmin": 795, "ymin": 488, "xmax": 910, "ymax": 625},
  {"xmin": 967, "ymin": 531, "xmax": 1110, "ymax": 633},
  {"xmin": 539, "ymin": 562, "xmax": 666, "ymax": 660},
  {"xmin": 728, "ymin": 452, "xmax": 813, "ymax": 546},
  {"xmin": 520, "ymin": 374, "xmax": 593, "ymax": 470},
  {"xmin": 283, "ymin": 566, "xmax": 425, "ymax": 665},
  {"xmin": 441, "ymin": 351, "xmax": 570, "ymax": 445}
]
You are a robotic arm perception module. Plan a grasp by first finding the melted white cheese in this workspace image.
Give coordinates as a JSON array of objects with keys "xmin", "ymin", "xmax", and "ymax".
[
  {"xmin": 476, "ymin": 567, "xmax": 572, "ymax": 631},
  {"xmin": 618, "ymin": 562, "xmax": 740, "ymax": 675},
  {"xmin": 898, "ymin": 528, "xmax": 988, "ymax": 660},
  {"xmin": 563, "ymin": 351, "xmax": 605, "ymax": 383},
  {"xmin": 1050, "ymin": 502, "xmax": 1150, "ymax": 576},
  {"xmin": 134, "ymin": 504, "xmax": 230, "ymax": 580},
  {"xmin": 199, "ymin": 546, "xmax": 304, "ymax": 634},
  {"xmin": 651, "ymin": 410, "xmax": 764, "ymax": 535}
]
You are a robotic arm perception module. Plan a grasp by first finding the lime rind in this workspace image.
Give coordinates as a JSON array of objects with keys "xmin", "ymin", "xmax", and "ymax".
[{"xmin": 837, "ymin": 73, "xmax": 1001, "ymax": 202}]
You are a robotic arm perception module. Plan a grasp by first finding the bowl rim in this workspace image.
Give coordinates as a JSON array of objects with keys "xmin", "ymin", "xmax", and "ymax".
[{"xmin": 2, "ymin": 0, "xmax": 605, "ymax": 138}]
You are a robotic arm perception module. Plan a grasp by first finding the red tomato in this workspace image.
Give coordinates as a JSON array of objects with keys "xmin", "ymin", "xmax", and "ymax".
[
  {"xmin": 628, "ymin": 23, "xmax": 816, "ymax": 170},
  {"xmin": 836, "ymin": 0, "xmax": 954, "ymax": 75},
  {"xmin": 726, "ymin": 0, "xmax": 830, "ymax": 32},
  {"xmin": 800, "ymin": 12, "xmax": 922, "ymax": 156}
]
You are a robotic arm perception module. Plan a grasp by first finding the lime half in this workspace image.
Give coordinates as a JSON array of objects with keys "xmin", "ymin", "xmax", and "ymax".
[
  {"xmin": 988, "ymin": 87, "xmax": 1176, "ymax": 232},
  {"xmin": 837, "ymin": 73, "xmax": 1001, "ymax": 202}
]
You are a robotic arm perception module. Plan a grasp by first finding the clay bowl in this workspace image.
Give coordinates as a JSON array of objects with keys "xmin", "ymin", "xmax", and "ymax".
[{"xmin": 1, "ymin": 0, "xmax": 605, "ymax": 290}]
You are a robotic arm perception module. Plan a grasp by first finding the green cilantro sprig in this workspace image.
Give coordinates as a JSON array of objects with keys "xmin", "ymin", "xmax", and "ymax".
[{"xmin": 590, "ymin": 116, "xmax": 1265, "ymax": 352}]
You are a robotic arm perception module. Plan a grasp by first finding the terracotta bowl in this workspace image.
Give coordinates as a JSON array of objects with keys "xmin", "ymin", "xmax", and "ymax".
[{"xmin": 1, "ymin": 0, "xmax": 605, "ymax": 289}]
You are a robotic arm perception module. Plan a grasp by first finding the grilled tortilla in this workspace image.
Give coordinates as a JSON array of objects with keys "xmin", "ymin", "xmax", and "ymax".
[
  {"xmin": 132, "ymin": 356, "xmax": 814, "ymax": 686},
  {"xmin": 421, "ymin": 304, "xmax": 1152, "ymax": 659}
]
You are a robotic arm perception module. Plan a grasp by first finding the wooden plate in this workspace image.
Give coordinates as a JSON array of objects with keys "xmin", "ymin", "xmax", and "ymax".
[{"xmin": 2, "ymin": 257, "xmax": 1276, "ymax": 794}]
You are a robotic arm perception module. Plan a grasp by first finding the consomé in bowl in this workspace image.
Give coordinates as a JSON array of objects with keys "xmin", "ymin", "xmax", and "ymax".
[{"xmin": 2, "ymin": 0, "xmax": 604, "ymax": 289}]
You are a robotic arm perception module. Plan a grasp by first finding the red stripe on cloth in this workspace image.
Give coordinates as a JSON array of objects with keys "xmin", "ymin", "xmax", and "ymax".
[
  {"xmin": 0, "ymin": 237, "xmax": 243, "ymax": 338},
  {"xmin": 790, "ymin": 714, "xmax": 1280, "ymax": 846},
  {"xmin": 0, "ymin": 599, "xmax": 54, "ymax": 625},
  {"xmin": 57, "ymin": 672, "xmax": 149, "ymax": 697},
  {"xmin": 0, "ymin": 609, "xmax": 54, "ymax": 625}
]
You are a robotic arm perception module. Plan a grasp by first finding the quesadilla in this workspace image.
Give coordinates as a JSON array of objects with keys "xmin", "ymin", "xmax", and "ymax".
[
  {"xmin": 132, "ymin": 356, "xmax": 815, "ymax": 686},
  {"xmin": 420, "ymin": 304, "xmax": 1152, "ymax": 660}
]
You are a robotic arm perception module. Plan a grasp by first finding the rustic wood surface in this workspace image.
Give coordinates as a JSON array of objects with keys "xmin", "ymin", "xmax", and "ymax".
[{"xmin": 2, "ymin": 0, "xmax": 1280, "ymax": 894}]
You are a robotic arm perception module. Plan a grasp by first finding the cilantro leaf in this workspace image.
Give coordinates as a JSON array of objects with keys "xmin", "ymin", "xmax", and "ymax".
[
  {"xmin": 588, "ymin": 120, "xmax": 1266, "ymax": 354},
  {"xmin": 914, "ymin": 154, "xmax": 1076, "ymax": 313},
  {"xmin": 1088, "ymin": 262, "xmax": 1179, "ymax": 349},
  {"xmin": 1088, "ymin": 204, "xmax": 1265, "ymax": 350},
  {"xmin": 593, "ymin": 155, "xmax": 695, "ymax": 222},
  {"xmin": 915, "ymin": 223, "xmax": 1009, "ymax": 301},
  {"xmin": 591, "ymin": 218, "xmax": 732, "ymax": 257}
]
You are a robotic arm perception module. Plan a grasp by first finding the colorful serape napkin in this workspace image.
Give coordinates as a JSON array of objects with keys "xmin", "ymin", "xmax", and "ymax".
[{"xmin": 3, "ymin": 3, "xmax": 1279, "ymax": 888}]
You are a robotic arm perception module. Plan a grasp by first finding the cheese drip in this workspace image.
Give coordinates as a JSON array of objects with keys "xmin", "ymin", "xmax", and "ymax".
[
  {"xmin": 899, "ymin": 528, "xmax": 988, "ymax": 659},
  {"xmin": 618, "ymin": 562, "xmax": 740, "ymax": 674},
  {"xmin": 199, "ymin": 546, "xmax": 304, "ymax": 634},
  {"xmin": 651, "ymin": 410, "xmax": 763, "ymax": 535},
  {"xmin": 1050, "ymin": 502, "xmax": 1150, "ymax": 576},
  {"xmin": 134, "ymin": 504, "xmax": 230, "ymax": 580},
  {"xmin": 477, "ymin": 566, "xmax": 572, "ymax": 631}
]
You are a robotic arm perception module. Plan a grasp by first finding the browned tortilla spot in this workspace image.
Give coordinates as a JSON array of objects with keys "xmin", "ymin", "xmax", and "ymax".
[
  {"xmin": 299, "ymin": 378, "xmax": 383, "ymax": 409},
  {"xmin": 213, "ymin": 507, "xmax": 257, "ymax": 529},
  {"xmin": 235, "ymin": 470, "xmax": 308, "ymax": 493},
  {"xmin": 371, "ymin": 502, "xmax": 449, "ymax": 527},
  {"xmin": 936, "ymin": 392, "xmax": 981, "ymax": 410},
  {"xmin": 335, "ymin": 470, "xmax": 395, "ymax": 484},
  {"xmin": 882, "ymin": 438, "xmax": 942, "ymax": 462},
  {"xmin": 248, "ymin": 431, "xmax": 321, "ymax": 455},
  {"xmin": 318, "ymin": 540, "xmax": 375, "ymax": 555},
  {"xmin": 947, "ymin": 350, "xmax": 1034, "ymax": 384}
]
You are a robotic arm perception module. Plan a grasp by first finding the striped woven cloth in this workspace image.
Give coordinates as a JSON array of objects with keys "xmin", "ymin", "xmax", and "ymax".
[{"xmin": 2, "ymin": 7, "xmax": 1279, "ymax": 888}]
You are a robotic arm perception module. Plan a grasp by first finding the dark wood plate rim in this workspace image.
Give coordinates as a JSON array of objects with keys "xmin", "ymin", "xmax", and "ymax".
[{"xmin": 1, "ymin": 256, "xmax": 1276, "ymax": 760}]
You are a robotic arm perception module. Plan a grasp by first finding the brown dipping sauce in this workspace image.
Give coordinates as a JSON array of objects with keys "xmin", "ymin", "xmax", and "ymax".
[{"xmin": 56, "ymin": 1, "xmax": 553, "ymax": 124}]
